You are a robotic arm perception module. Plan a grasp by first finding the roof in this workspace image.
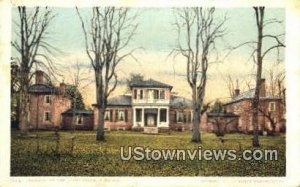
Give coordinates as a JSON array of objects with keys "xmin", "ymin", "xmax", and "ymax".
[
  {"xmin": 225, "ymin": 89, "xmax": 281, "ymax": 105},
  {"xmin": 62, "ymin": 109, "xmax": 93, "ymax": 115},
  {"xmin": 207, "ymin": 112, "xmax": 239, "ymax": 118},
  {"xmin": 170, "ymin": 95, "xmax": 193, "ymax": 107},
  {"xmin": 107, "ymin": 95, "xmax": 132, "ymax": 106},
  {"xmin": 130, "ymin": 79, "xmax": 173, "ymax": 89},
  {"xmin": 28, "ymin": 84, "xmax": 59, "ymax": 94}
]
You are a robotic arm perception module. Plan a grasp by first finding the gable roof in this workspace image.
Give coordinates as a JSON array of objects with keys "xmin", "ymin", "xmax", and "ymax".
[
  {"xmin": 130, "ymin": 79, "xmax": 173, "ymax": 89},
  {"xmin": 225, "ymin": 89, "xmax": 281, "ymax": 105}
]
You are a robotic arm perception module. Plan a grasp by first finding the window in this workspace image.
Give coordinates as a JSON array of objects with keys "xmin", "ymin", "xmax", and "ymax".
[
  {"xmin": 44, "ymin": 111, "xmax": 51, "ymax": 122},
  {"xmin": 116, "ymin": 110, "xmax": 127, "ymax": 121},
  {"xmin": 184, "ymin": 111, "xmax": 192, "ymax": 123},
  {"xmin": 269, "ymin": 102, "xmax": 276, "ymax": 112},
  {"xmin": 104, "ymin": 110, "xmax": 111, "ymax": 121},
  {"xmin": 159, "ymin": 90, "xmax": 165, "ymax": 99},
  {"xmin": 45, "ymin": 95, "xmax": 51, "ymax": 104},
  {"xmin": 133, "ymin": 89, "xmax": 137, "ymax": 99},
  {"xmin": 138, "ymin": 90, "xmax": 143, "ymax": 99},
  {"xmin": 176, "ymin": 111, "xmax": 184, "ymax": 123},
  {"xmin": 76, "ymin": 115, "xmax": 83, "ymax": 125},
  {"xmin": 160, "ymin": 109, "xmax": 167, "ymax": 122},
  {"xmin": 148, "ymin": 90, "xmax": 154, "ymax": 99},
  {"xmin": 136, "ymin": 109, "xmax": 142, "ymax": 122},
  {"xmin": 154, "ymin": 90, "xmax": 159, "ymax": 99}
]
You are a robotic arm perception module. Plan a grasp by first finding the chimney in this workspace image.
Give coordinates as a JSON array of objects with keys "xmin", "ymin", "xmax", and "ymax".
[
  {"xmin": 59, "ymin": 82, "xmax": 66, "ymax": 94},
  {"xmin": 234, "ymin": 89, "xmax": 240, "ymax": 97},
  {"xmin": 35, "ymin": 70, "xmax": 44, "ymax": 84},
  {"xmin": 260, "ymin": 78, "xmax": 266, "ymax": 97}
]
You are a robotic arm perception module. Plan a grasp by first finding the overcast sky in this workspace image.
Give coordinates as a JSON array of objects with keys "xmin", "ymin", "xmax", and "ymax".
[{"xmin": 11, "ymin": 7, "xmax": 285, "ymax": 106}]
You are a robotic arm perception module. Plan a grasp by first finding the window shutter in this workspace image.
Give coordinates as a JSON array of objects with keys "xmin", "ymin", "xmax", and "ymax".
[{"xmin": 125, "ymin": 110, "xmax": 128, "ymax": 122}]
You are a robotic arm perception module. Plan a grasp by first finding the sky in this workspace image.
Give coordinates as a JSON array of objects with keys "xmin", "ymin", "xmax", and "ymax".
[{"xmin": 11, "ymin": 7, "xmax": 285, "ymax": 106}]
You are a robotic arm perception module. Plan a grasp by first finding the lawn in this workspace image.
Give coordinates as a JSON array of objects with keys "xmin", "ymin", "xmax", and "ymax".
[{"xmin": 11, "ymin": 130, "xmax": 285, "ymax": 176}]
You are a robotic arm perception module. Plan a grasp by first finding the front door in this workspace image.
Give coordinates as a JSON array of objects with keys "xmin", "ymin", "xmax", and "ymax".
[{"xmin": 146, "ymin": 114, "xmax": 156, "ymax": 126}]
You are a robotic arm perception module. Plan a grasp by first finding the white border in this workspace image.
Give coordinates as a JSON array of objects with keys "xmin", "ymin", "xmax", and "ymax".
[{"xmin": 1, "ymin": 0, "xmax": 300, "ymax": 186}]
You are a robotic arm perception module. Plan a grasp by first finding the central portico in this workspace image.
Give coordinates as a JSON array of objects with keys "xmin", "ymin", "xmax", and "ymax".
[{"xmin": 130, "ymin": 79, "xmax": 172, "ymax": 130}]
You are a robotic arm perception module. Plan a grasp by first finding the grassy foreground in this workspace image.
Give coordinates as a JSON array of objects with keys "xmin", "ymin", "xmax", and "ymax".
[{"xmin": 11, "ymin": 130, "xmax": 285, "ymax": 176}]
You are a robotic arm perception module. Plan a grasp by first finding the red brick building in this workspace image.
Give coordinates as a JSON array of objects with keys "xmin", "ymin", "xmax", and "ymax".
[
  {"xmin": 93, "ymin": 79, "xmax": 239, "ymax": 133},
  {"xmin": 61, "ymin": 109, "xmax": 94, "ymax": 130},
  {"xmin": 28, "ymin": 71, "xmax": 71, "ymax": 130},
  {"xmin": 93, "ymin": 95, "xmax": 132, "ymax": 130},
  {"xmin": 224, "ymin": 79, "xmax": 285, "ymax": 134}
]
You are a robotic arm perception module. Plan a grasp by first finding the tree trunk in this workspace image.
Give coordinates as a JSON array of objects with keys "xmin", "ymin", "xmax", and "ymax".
[
  {"xmin": 252, "ymin": 7, "xmax": 264, "ymax": 147},
  {"xmin": 18, "ymin": 83, "xmax": 29, "ymax": 135},
  {"xmin": 191, "ymin": 102, "xmax": 201, "ymax": 143},
  {"xmin": 96, "ymin": 106, "xmax": 105, "ymax": 141},
  {"xmin": 95, "ymin": 72, "xmax": 106, "ymax": 141}
]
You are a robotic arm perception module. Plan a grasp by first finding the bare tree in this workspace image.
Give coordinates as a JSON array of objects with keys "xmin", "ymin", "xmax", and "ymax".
[
  {"xmin": 251, "ymin": 7, "xmax": 285, "ymax": 147},
  {"xmin": 224, "ymin": 74, "xmax": 240, "ymax": 98},
  {"xmin": 76, "ymin": 7, "xmax": 138, "ymax": 141},
  {"xmin": 226, "ymin": 8, "xmax": 285, "ymax": 147},
  {"xmin": 173, "ymin": 8, "xmax": 226, "ymax": 143},
  {"xmin": 66, "ymin": 61, "xmax": 91, "ymax": 133},
  {"xmin": 12, "ymin": 7, "xmax": 57, "ymax": 135},
  {"xmin": 258, "ymin": 106, "xmax": 277, "ymax": 135}
]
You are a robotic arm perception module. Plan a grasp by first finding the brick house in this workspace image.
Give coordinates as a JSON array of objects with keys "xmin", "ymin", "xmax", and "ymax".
[
  {"xmin": 93, "ymin": 95, "xmax": 132, "ymax": 130},
  {"xmin": 61, "ymin": 109, "xmax": 94, "ymax": 130},
  {"xmin": 28, "ymin": 71, "xmax": 71, "ymax": 130},
  {"xmin": 93, "ymin": 79, "xmax": 239, "ymax": 133},
  {"xmin": 93, "ymin": 79, "xmax": 172, "ymax": 131},
  {"xmin": 224, "ymin": 79, "xmax": 285, "ymax": 134}
]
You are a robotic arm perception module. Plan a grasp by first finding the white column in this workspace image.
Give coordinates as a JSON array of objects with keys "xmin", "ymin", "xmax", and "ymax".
[
  {"xmin": 157, "ymin": 108, "xmax": 160, "ymax": 127},
  {"xmin": 141, "ymin": 108, "xmax": 144, "ymax": 127},
  {"xmin": 133, "ymin": 107, "xmax": 136, "ymax": 127},
  {"xmin": 166, "ymin": 107, "xmax": 169, "ymax": 127}
]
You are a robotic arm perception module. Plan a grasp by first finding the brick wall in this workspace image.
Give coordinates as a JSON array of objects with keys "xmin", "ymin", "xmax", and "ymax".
[
  {"xmin": 93, "ymin": 106, "xmax": 132, "ymax": 130},
  {"xmin": 62, "ymin": 114, "xmax": 94, "ymax": 130},
  {"xmin": 29, "ymin": 94, "xmax": 71, "ymax": 130},
  {"xmin": 225, "ymin": 99, "xmax": 285, "ymax": 133}
]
